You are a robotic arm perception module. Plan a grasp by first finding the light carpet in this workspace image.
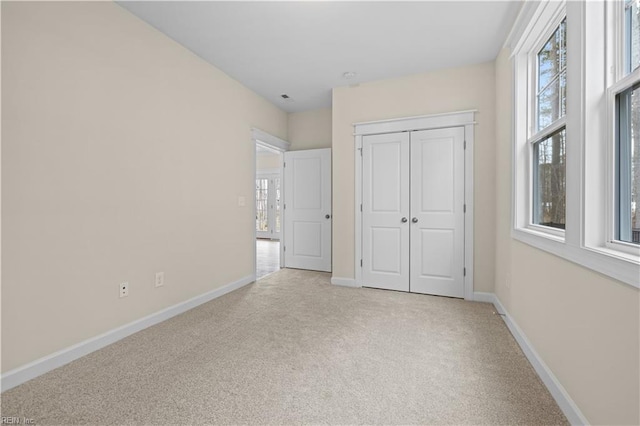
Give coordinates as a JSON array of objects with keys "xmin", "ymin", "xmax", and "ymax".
[{"xmin": 1, "ymin": 268, "xmax": 567, "ymax": 425}]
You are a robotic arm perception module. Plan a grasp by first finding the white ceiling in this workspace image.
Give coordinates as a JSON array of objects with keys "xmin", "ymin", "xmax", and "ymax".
[{"xmin": 118, "ymin": 1, "xmax": 522, "ymax": 113}]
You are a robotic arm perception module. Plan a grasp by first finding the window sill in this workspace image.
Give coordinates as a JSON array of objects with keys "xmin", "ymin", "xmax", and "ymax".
[{"xmin": 512, "ymin": 227, "xmax": 640, "ymax": 289}]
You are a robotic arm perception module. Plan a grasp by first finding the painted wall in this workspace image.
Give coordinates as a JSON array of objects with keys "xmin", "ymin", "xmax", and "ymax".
[
  {"xmin": 287, "ymin": 107, "xmax": 332, "ymax": 151},
  {"xmin": 494, "ymin": 48, "xmax": 640, "ymax": 425},
  {"xmin": 1, "ymin": 2, "xmax": 287, "ymax": 372},
  {"xmin": 332, "ymin": 62, "xmax": 496, "ymax": 293},
  {"xmin": 256, "ymin": 152, "xmax": 281, "ymax": 172}
]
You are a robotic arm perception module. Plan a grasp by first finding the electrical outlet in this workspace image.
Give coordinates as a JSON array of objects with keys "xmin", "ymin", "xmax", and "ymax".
[
  {"xmin": 119, "ymin": 282, "xmax": 129, "ymax": 298},
  {"xmin": 155, "ymin": 272, "xmax": 164, "ymax": 288},
  {"xmin": 238, "ymin": 196, "xmax": 246, "ymax": 207}
]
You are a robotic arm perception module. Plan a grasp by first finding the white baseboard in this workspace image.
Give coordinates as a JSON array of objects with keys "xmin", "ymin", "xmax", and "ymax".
[
  {"xmin": 330, "ymin": 277, "xmax": 360, "ymax": 288},
  {"xmin": 491, "ymin": 296, "xmax": 589, "ymax": 426},
  {"xmin": 1, "ymin": 274, "xmax": 255, "ymax": 392},
  {"xmin": 472, "ymin": 291, "xmax": 496, "ymax": 303}
]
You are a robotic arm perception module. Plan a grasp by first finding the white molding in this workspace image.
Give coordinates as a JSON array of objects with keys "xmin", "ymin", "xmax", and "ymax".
[
  {"xmin": 504, "ymin": 1, "xmax": 542, "ymax": 53},
  {"xmin": 472, "ymin": 292, "xmax": 496, "ymax": 304},
  {"xmin": 354, "ymin": 110, "xmax": 475, "ymax": 300},
  {"xmin": 251, "ymin": 128, "xmax": 290, "ymax": 151},
  {"xmin": 330, "ymin": 277, "xmax": 361, "ymax": 288},
  {"xmin": 491, "ymin": 295, "xmax": 590, "ymax": 426},
  {"xmin": 1, "ymin": 275, "xmax": 255, "ymax": 392},
  {"xmin": 354, "ymin": 134, "xmax": 363, "ymax": 288},
  {"xmin": 353, "ymin": 110, "xmax": 476, "ymax": 136}
]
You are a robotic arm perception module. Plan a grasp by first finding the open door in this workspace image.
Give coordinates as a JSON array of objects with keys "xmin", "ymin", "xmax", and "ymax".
[{"xmin": 283, "ymin": 148, "xmax": 332, "ymax": 272}]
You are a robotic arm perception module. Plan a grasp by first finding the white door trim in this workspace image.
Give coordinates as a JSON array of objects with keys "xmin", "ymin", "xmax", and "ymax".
[
  {"xmin": 252, "ymin": 128, "xmax": 290, "ymax": 275},
  {"xmin": 354, "ymin": 110, "xmax": 476, "ymax": 300}
]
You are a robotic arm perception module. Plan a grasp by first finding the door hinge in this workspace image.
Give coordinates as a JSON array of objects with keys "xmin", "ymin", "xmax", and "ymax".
[
  {"xmin": 283, "ymin": 162, "xmax": 286, "ymax": 168},
  {"xmin": 283, "ymin": 246, "xmax": 286, "ymax": 252},
  {"xmin": 463, "ymin": 204, "xmax": 466, "ymax": 213},
  {"xmin": 284, "ymin": 204, "xmax": 286, "ymax": 210},
  {"xmin": 464, "ymin": 140, "xmax": 467, "ymax": 149},
  {"xmin": 358, "ymin": 147, "xmax": 363, "ymax": 156},
  {"xmin": 463, "ymin": 267, "xmax": 466, "ymax": 276},
  {"xmin": 360, "ymin": 203, "xmax": 363, "ymax": 212},
  {"xmin": 361, "ymin": 259, "xmax": 363, "ymax": 267}
]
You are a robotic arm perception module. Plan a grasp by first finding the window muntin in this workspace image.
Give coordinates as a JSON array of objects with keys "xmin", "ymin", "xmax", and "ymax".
[{"xmin": 617, "ymin": 82, "xmax": 640, "ymax": 244}]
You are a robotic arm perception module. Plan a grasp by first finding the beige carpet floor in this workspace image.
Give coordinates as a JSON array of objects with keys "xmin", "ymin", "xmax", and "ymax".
[{"xmin": 1, "ymin": 269, "xmax": 567, "ymax": 425}]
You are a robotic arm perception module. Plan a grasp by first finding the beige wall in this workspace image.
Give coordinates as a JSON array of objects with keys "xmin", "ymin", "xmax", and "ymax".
[
  {"xmin": 1, "ymin": 2, "xmax": 287, "ymax": 372},
  {"xmin": 287, "ymin": 107, "xmax": 332, "ymax": 151},
  {"xmin": 494, "ymin": 48, "xmax": 640, "ymax": 425},
  {"xmin": 332, "ymin": 62, "xmax": 496, "ymax": 292},
  {"xmin": 256, "ymin": 152, "xmax": 281, "ymax": 172}
]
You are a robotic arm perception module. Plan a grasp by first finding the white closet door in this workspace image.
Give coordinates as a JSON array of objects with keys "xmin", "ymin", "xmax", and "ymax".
[
  {"xmin": 284, "ymin": 148, "xmax": 332, "ymax": 272},
  {"xmin": 410, "ymin": 128, "xmax": 465, "ymax": 297},
  {"xmin": 362, "ymin": 133, "xmax": 410, "ymax": 292}
]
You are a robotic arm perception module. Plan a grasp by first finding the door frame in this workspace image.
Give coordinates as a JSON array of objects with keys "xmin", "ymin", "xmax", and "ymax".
[
  {"xmin": 252, "ymin": 128, "xmax": 290, "ymax": 278},
  {"xmin": 353, "ymin": 110, "xmax": 476, "ymax": 300}
]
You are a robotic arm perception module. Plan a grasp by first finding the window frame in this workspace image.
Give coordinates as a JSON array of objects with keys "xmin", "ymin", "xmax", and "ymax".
[
  {"xmin": 513, "ymin": 1, "xmax": 568, "ymax": 242},
  {"xmin": 606, "ymin": 60, "xmax": 640, "ymax": 256},
  {"xmin": 509, "ymin": 0, "xmax": 640, "ymax": 289}
]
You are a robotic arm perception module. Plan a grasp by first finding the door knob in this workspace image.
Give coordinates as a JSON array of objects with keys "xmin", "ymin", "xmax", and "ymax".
[
  {"xmin": 325, "ymin": 214, "xmax": 331, "ymax": 219},
  {"xmin": 401, "ymin": 217, "xmax": 408, "ymax": 223},
  {"xmin": 412, "ymin": 217, "xmax": 418, "ymax": 223}
]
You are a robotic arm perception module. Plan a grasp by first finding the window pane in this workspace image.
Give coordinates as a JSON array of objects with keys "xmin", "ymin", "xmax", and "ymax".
[
  {"xmin": 618, "ymin": 84, "xmax": 640, "ymax": 244},
  {"xmin": 626, "ymin": 0, "xmax": 640, "ymax": 73},
  {"xmin": 538, "ymin": 70, "xmax": 566, "ymax": 130},
  {"xmin": 256, "ymin": 178, "xmax": 269, "ymax": 232},
  {"xmin": 275, "ymin": 178, "xmax": 281, "ymax": 233},
  {"xmin": 533, "ymin": 128, "xmax": 566, "ymax": 229},
  {"xmin": 537, "ymin": 19, "xmax": 566, "ymax": 132}
]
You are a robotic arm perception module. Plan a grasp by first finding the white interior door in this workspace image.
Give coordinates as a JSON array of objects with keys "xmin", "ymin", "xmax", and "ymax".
[
  {"xmin": 410, "ymin": 128, "xmax": 465, "ymax": 297},
  {"xmin": 362, "ymin": 133, "xmax": 410, "ymax": 292},
  {"xmin": 284, "ymin": 148, "xmax": 331, "ymax": 272}
]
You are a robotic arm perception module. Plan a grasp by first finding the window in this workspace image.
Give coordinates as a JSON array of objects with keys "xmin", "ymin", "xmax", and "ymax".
[
  {"xmin": 532, "ymin": 19, "xmax": 567, "ymax": 230},
  {"xmin": 610, "ymin": 1, "xmax": 640, "ymax": 250},
  {"xmin": 617, "ymin": 83, "xmax": 640, "ymax": 244},
  {"xmin": 510, "ymin": 1, "xmax": 639, "ymax": 288}
]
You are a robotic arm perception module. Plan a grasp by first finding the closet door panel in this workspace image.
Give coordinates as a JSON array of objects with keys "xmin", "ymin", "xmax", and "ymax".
[
  {"xmin": 410, "ymin": 127, "xmax": 465, "ymax": 298},
  {"xmin": 361, "ymin": 132, "xmax": 410, "ymax": 292}
]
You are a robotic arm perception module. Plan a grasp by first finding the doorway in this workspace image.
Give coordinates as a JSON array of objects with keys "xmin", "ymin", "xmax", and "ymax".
[
  {"xmin": 256, "ymin": 145, "xmax": 282, "ymax": 279},
  {"xmin": 253, "ymin": 128, "xmax": 289, "ymax": 280}
]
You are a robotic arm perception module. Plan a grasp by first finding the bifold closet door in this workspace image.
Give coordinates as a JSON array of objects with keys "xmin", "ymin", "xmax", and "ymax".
[
  {"xmin": 362, "ymin": 132, "xmax": 410, "ymax": 292},
  {"xmin": 409, "ymin": 128, "xmax": 465, "ymax": 298}
]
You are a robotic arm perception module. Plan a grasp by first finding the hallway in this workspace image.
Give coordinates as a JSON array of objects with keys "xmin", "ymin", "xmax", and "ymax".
[{"xmin": 257, "ymin": 239, "xmax": 280, "ymax": 279}]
